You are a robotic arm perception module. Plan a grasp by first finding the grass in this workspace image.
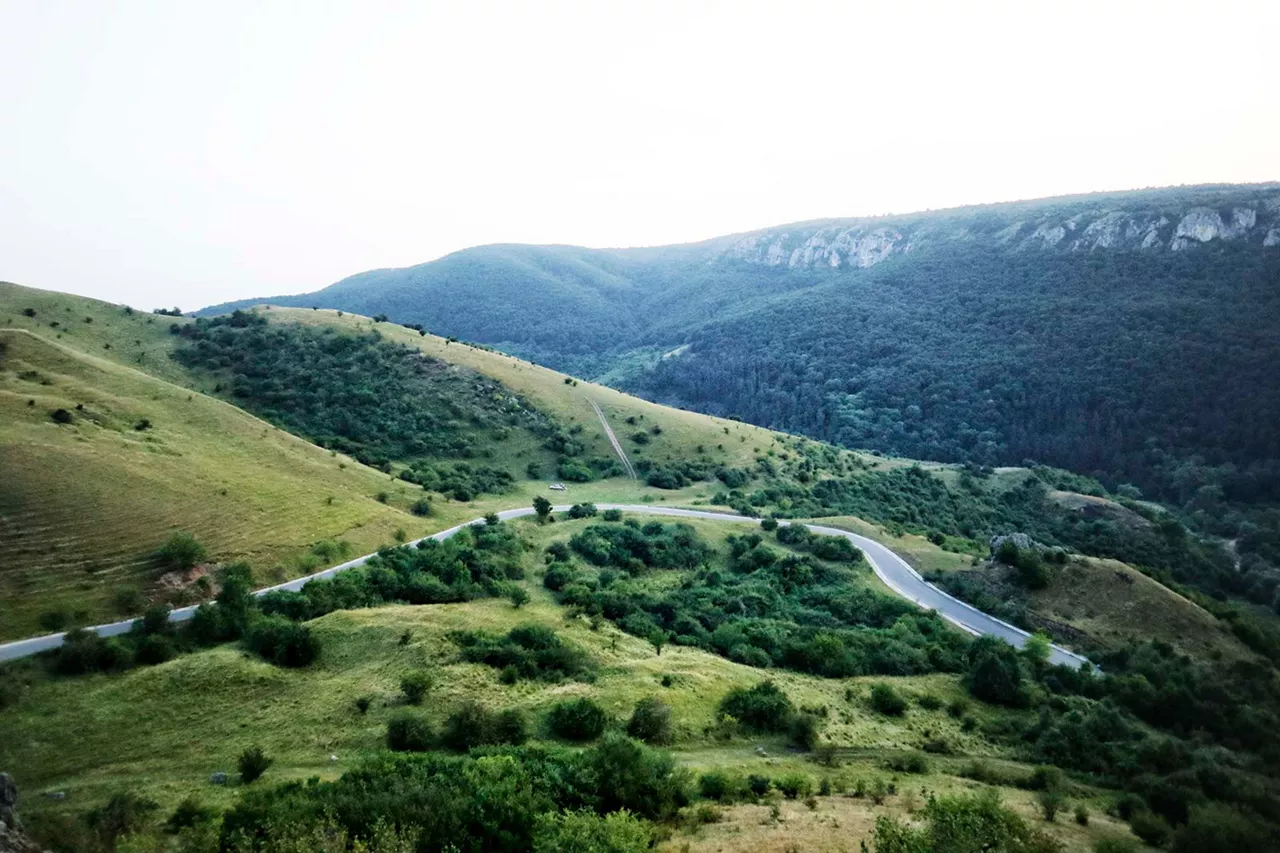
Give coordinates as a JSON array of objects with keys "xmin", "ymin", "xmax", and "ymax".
[{"xmin": 0, "ymin": 514, "xmax": 1129, "ymax": 852}]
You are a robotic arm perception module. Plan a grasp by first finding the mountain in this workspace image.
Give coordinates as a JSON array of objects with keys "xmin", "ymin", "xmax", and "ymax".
[{"xmin": 201, "ymin": 185, "xmax": 1280, "ymax": 575}]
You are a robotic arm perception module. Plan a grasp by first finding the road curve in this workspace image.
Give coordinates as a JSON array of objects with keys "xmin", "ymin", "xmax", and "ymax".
[{"xmin": 0, "ymin": 504, "xmax": 1089, "ymax": 668}]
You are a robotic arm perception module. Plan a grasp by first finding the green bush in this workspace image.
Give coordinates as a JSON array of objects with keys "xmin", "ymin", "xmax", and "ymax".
[
  {"xmin": 400, "ymin": 670, "xmax": 433, "ymax": 704},
  {"xmin": 155, "ymin": 532, "xmax": 207, "ymax": 570},
  {"xmin": 602, "ymin": 509, "xmax": 623, "ymax": 522},
  {"xmin": 790, "ymin": 712, "xmax": 822, "ymax": 751},
  {"xmin": 238, "ymin": 746, "xmax": 272, "ymax": 784},
  {"xmin": 567, "ymin": 503, "xmax": 599, "ymax": 519},
  {"xmin": 441, "ymin": 701, "xmax": 528, "ymax": 751},
  {"xmin": 747, "ymin": 774, "xmax": 772, "ymax": 797},
  {"xmin": 627, "ymin": 696, "xmax": 674, "ymax": 745},
  {"xmin": 699, "ymin": 772, "xmax": 735, "ymax": 801},
  {"xmin": 1093, "ymin": 839, "xmax": 1139, "ymax": 853},
  {"xmin": 548, "ymin": 697, "xmax": 609, "ymax": 741},
  {"xmin": 776, "ymin": 773, "xmax": 814, "ymax": 799},
  {"xmin": 532, "ymin": 809, "xmax": 652, "ymax": 853},
  {"xmin": 718, "ymin": 681, "xmax": 794, "ymax": 732},
  {"xmin": 386, "ymin": 713, "xmax": 434, "ymax": 752},
  {"xmin": 884, "ymin": 752, "xmax": 930, "ymax": 774},
  {"xmin": 244, "ymin": 617, "xmax": 319, "ymax": 667},
  {"xmin": 869, "ymin": 683, "xmax": 907, "ymax": 716},
  {"xmin": 1129, "ymin": 810, "xmax": 1172, "ymax": 848}
]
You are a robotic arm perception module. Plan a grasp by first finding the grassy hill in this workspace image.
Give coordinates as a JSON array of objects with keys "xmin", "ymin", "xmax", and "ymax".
[{"xmin": 0, "ymin": 516, "xmax": 1142, "ymax": 853}]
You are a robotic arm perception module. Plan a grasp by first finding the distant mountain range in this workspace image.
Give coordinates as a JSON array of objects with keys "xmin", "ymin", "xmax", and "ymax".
[{"xmin": 201, "ymin": 183, "xmax": 1280, "ymax": 507}]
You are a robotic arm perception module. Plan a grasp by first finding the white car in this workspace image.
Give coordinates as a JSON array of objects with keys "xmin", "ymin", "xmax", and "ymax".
[{"xmin": 549, "ymin": 483, "xmax": 567, "ymax": 491}]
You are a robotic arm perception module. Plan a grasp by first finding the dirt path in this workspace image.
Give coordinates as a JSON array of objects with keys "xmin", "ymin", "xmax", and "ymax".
[{"xmin": 587, "ymin": 397, "xmax": 637, "ymax": 479}]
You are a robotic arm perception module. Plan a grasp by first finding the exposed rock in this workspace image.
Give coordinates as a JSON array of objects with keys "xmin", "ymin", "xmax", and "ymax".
[
  {"xmin": 0, "ymin": 774, "xmax": 49, "ymax": 853},
  {"xmin": 0, "ymin": 774, "xmax": 16, "ymax": 828},
  {"xmin": 210, "ymin": 771, "xmax": 228, "ymax": 785},
  {"xmin": 989, "ymin": 532, "xmax": 1036, "ymax": 558}
]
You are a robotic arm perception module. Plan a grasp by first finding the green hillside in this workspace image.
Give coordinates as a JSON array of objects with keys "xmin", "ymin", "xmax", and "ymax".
[{"xmin": 198, "ymin": 185, "xmax": 1280, "ymax": 616}]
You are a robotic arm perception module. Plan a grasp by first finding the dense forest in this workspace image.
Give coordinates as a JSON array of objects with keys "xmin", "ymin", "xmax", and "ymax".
[{"xmin": 171, "ymin": 312, "xmax": 553, "ymax": 480}]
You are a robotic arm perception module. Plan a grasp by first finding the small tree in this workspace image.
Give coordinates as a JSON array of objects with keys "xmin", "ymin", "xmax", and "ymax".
[
  {"xmin": 387, "ymin": 713, "xmax": 433, "ymax": 752},
  {"xmin": 869, "ymin": 683, "xmax": 907, "ymax": 716},
  {"xmin": 548, "ymin": 697, "xmax": 609, "ymax": 741},
  {"xmin": 627, "ymin": 697, "xmax": 674, "ymax": 745},
  {"xmin": 508, "ymin": 586, "xmax": 530, "ymax": 609},
  {"xmin": 649, "ymin": 630, "xmax": 668, "ymax": 657},
  {"xmin": 238, "ymin": 746, "xmax": 272, "ymax": 784},
  {"xmin": 533, "ymin": 496, "xmax": 553, "ymax": 523},
  {"xmin": 156, "ymin": 532, "xmax": 207, "ymax": 570}
]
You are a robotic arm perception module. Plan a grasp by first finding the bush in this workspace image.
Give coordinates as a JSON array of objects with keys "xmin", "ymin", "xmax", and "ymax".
[
  {"xmin": 1075, "ymin": 804, "xmax": 1090, "ymax": 826},
  {"xmin": 386, "ymin": 713, "xmax": 434, "ymax": 752},
  {"xmin": 442, "ymin": 701, "xmax": 528, "ymax": 751},
  {"xmin": 548, "ymin": 697, "xmax": 609, "ymax": 741},
  {"xmin": 50, "ymin": 408, "xmax": 73, "ymax": 424},
  {"xmin": 238, "ymin": 746, "xmax": 272, "ymax": 784},
  {"xmin": 699, "ymin": 772, "xmax": 735, "ymax": 801},
  {"xmin": 790, "ymin": 712, "xmax": 822, "ymax": 751},
  {"xmin": 155, "ymin": 532, "xmax": 207, "ymax": 570},
  {"xmin": 165, "ymin": 796, "xmax": 215, "ymax": 832},
  {"xmin": 245, "ymin": 617, "xmax": 319, "ymax": 667},
  {"xmin": 776, "ymin": 773, "xmax": 814, "ymax": 799},
  {"xmin": 1129, "ymin": 810, "xmax": 1172, "ymax": 848},
  {"xmin": 627, "ymin": 696, "xmax": 674, "ymax": 745},
  {"xmin": 884, "ymin": 752, "xmax": 930, "ymax": 774},
  {"xmin": 916, "ymin": 692, "xmax": 944, "ymax": 710},
  {"xmin": 568, "ymin": 503, "xmax": 599, "ymax": 519},
  {"xmin": 719, "ymin": 681, "xmax": 794, "ymax": 732},
  {"xmin": 136, "ymin": 634, "xmax": 177, "ymax": 665},
  {"xmin": 410, "ymin": 498, "xmax": 433, "ymax": 516},
  {"xmin": 400, "ymin": 670, "xmax": 433, "ymax": 704},
  {"xmin": 355, "ymin": 696, "xmax": 372, "ymax": 714},
  {"xmin": 532, "ymin": 809, "xmax": 652, "ymax": 853},
  {"xmin": 602, "ymin": 509, "xmax": 623, "ymax": 522},
  {"xmin": 1037, "ymin": 787, "xmax": 1066, "ymax": 822},
  {"xmin": 747, "ymin": 774, "xmax": 772, "ymax": 797},
  {"xmin": 869, "ymin": 683, "xmax": 908, "ymax": 716},
  {"xmin": 1093, "ymin": 839, "xmax": 1139, "ymax": 853},
  {"xmin": 87, "ymin": 793, "xmax": 158, "ymax": 849}
]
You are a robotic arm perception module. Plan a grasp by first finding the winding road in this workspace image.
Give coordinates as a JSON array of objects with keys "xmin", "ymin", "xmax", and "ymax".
[{"xmin": 0, "ymin": 504, "xmax": 1088, "ymax": 668}]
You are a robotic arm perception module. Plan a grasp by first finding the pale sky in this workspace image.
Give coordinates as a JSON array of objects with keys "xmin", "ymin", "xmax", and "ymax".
[{"xmin": 1, "ymin": 0, "xmax": 1276, "ymax": 310}]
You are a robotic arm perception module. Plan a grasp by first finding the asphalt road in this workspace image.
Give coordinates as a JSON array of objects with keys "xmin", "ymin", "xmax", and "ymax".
[{"xmin": 0, "ymin": 504, "xmax": 1089, "ymax": 668}]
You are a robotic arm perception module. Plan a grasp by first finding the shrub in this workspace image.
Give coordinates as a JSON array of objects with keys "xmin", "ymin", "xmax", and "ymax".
[
  {"xmin": 790, "ymin": 712, "xmax": 822, "ymax": 751},
  {"xmin": 245, "ymin": 617, "xmax": 319, "ymax": 667},
  {"xmin": 916, "ymin": 692, "xmax": 944, "ymax": 711},
  {"xmin": 400, "ymin": 671, "xmax": 433, "ymax": 704},
  {"xmin": 718, "ymin": 681, "xmax": 794, "ymax": 732},
  {"xmin": 139, "ymin": 603, "xmax": 172, "ymax": 635},
  {"xmin": 761, "ymin": 517, "xmax": 779, "ymax": 531},
  {"xmin": 1093, "ymin": 839, "xmax": 1139, "ymax": 853},
  {"xmin": 507, "ymin": 586, "xmax": 531, "ymax": 609},
  {"xmin": 532, "ymin": 809, "xmax": 652, "ymax": 853},
  {"xmin": 87, "ymin": 793, "xmax": 158, "ymax": 849},
  {"xmin": 386, "ymin": 713, "xmax": 434, "ymax": 752},
  {"xmin": 355, "ymin": 696, "xmax": 372, "ymax": 714},
  {"xmin": 776, "ymin": 773, "xmax": 814, "ymax": 799},
  {"xmin": 699, "ymin": 772, "xmax": 734, "ymax": 801},
  {"xmin": 1037, "ymin": 787, "xmax": 1066, "ymax": 822},
  {"xmin": 1075, "ymin": 804, "xmax": 1090, "ymax": 826},
  {"xmin": 1129, "ymin": 810, "xmax": 1172, "ymax": 848},
  {"xmin": 582, "ymin": 732, "xmax": 692, "ymax": 820},
  {"xmin": 50, "ymin": 408, "xmax": 73, "ymax": 424},
  {"xmin": 166, "ymin": 796, "xmax": 215, "ymax": 832},
  {"xmin": 548, "ymin": 697, "xmax": 609, "ymax": 741},
  {"xmin": 602, "ymin": 509, "xmax": 623, "ymax": 522},
  {"xmin": 627, "ymin": 696, "xmax": 674, "ymax": 745},
  {"xmin": 442, "ymin": 701, "xmax": 527, "ymax": 751},
  {"xmin": 410, "ymin": 498, "xmax": 432, "ymax": 516},
  {"xmin": 155, "ymin": 532, "xmax": 206, "ymax": 570},
  {"xmin": 568, "ymin": 503, "xmax": 599, "ymax": 519},
  {"xmin": 869, "ymin": 683, "xmax": 908, "ymax": 716},
  {"xmin": 747, "ymin": 774, "xmax": 772, "ymax": 797},
  {"xmin": 136, "ymin": 634, "xmax": 176, "ymax": 665},
  {"xmin": 238, "ymin": 746, "xmax": 272, "ymax": 784}
]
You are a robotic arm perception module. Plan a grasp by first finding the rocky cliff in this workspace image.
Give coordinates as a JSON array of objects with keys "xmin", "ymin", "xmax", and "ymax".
[{"xmin": 715, "ymin": 185, "xmax": 1280, "ymax": 270}]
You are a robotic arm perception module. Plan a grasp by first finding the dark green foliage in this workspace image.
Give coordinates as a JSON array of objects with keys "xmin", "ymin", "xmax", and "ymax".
[
  {"xmin": 966, "ymin": 636, "xmax": 1028, "ymax": 707},
  {"xmin": 567, "ymin": 502, "xmax": 598, "ymax": 519},
  {"xmin": 244, "ymin": 617, "xmax": 318, "ymax": 667},
  {"xmin": 548, "ymin": 697, "xmax": 609, "ymax": 741},
  {"xmin": 386, "ymin": 713, "xmax": 434, "ymax": 752},
  {"xmin": 883, "ymin": 752, "xmax": 930, "ymax": 774},
  {"xmin": 789, "ymin": 712, "xmax": 822, "ymax": 751},
  {"xmin": 410, "ymin": 497, "xmax": 433, "ymax": 516},
  {"xmin": 155, "ymin": 532, "xmax": 206, "ymax": 570},
  {"xmin": 172, "ymin": 313, "xmax": 552, "ymax": 469},
  {"xmin": 569, "ymin": 521, "xmax": 710, "ymax": 572},
  {"xmin": 533, "ymin": 495, "xmax": 553, "ymax": 520},
  {"xmin": 532, "ymin": 810, "xmax": 652, "ymax": 853},
  {"xmin": 627, "ymin": 696, "xmax": 674, "ymax": 745},
  {"xmin": 165, "ymin": 796, "xmax": 215, "ymax": 833},
  {"xmin": 602, "ymin": 508, "xmax": 623, "ymax": 522},
  {"xmin": 55, "ymin": 629, "xmax": 131, "ymax": 674},
  {"xmin": 400, "ymin": 671, "xmax": 432, "ymax": 704},
  {"xmin": 776, "ymin": 773, "xmax": 813, "ymax": 799},
  {"xmin": 453, "ymin": 625, "xmax": 595, "ymax": 682},
  {"xmin": 442, "ymin": 701, "xmax": 528, "ymax": 751},
  {"xmin": 719, "ymin": 681, "xmax": 794, "ymax": 732},
  {"xmin": 238, "ymin": 746, "xmax": 272, "ymax": 784},
  {"xmin": 87, "ymin": 793, "xmax": 158, "ymax": 850},
  {"xmin": 1129, "ymin": 810, "xmax": 1172, "ymax": 847},
  {"xmin": 869, "ymin": 683, "xmax": 907, "ymax": 716},
  {"xmin": 747, "ymin": 774, "xmax": 772, "ymax": 797},
  {"xmin": 135, "ymin": 634, "xmax": 176, "ymax": 665},
  {"xmin": 50, "ymin": 407, "xmax": 73, "ymax": 424},
  {"xmin": 354, "ymin": 696, "xmax": 371, "ymax": 714}
]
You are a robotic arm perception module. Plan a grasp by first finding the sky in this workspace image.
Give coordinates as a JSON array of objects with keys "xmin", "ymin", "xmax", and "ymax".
[{"xmin": 1, "ymin": 0, "xmax": 1276, "ymax": 310}]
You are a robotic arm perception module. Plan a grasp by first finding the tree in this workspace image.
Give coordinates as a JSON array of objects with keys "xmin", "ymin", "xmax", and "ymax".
[
  {"xmin": 238, "ymin": 746, "xmax": 272, "ymax": 784},
  {"xmin": 966, "ymin": 636, "xmax": 1026, "ymax": 707},
  {"xmin": 627, "ymin": 697, "xmax": 673, "ymax": 745},
  {"xmin": 508, "ymin": 586, "xmax": 530, "ymax": 609},
  {"xmin": 386, "ymin": 713, "xmax": 433, "ymax": 752},
  {"xmin": 533, "ymin": 496, "xmax": 554, "ymax": 522},
  {"xmin": 869, "ymin": 683, "xmax": 907, "ymax": 716},
  {"xmin": 156, "ymin": 532, "xmax": 207, "ymax": 570},
  {"xmin": 548, "ymin": 697, "xmax": 609, "ymax": 741},
  {"xmin": 1023, "ymin": 632, "xmax": 1052, "ymax": 670},
  {"xmin": 649, "ymin": 630, "xmax": 668, "ymax": 656}
]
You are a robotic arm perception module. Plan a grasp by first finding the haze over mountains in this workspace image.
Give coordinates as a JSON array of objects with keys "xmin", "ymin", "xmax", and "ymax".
[{"xmin": 203, "ymin": 184, "xmax": 1280, "ymax": 508}]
